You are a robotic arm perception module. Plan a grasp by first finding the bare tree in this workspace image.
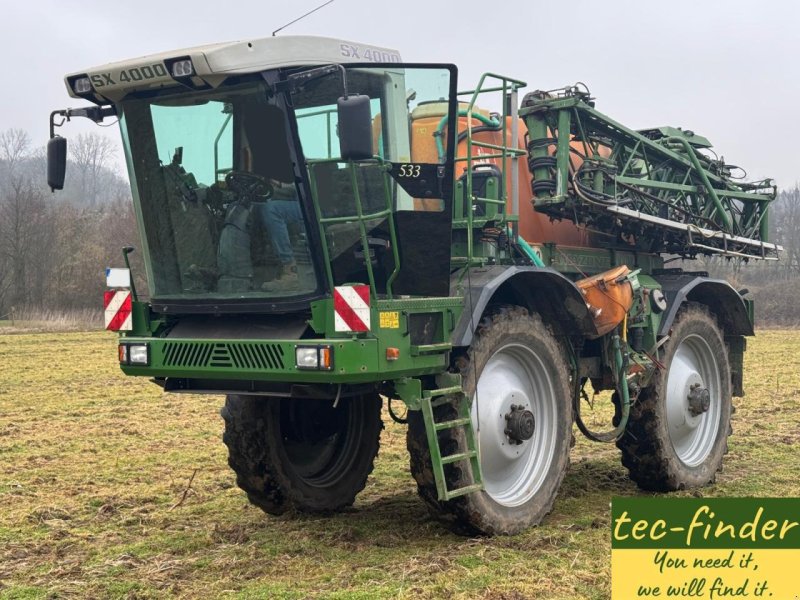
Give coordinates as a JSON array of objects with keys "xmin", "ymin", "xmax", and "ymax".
[
  {"xmin": 69, "ymin": 133, "xmax": 118, "ymax": 206},
  {"xmin": 0, "ymin": 128, "xmax": 34, "ymax": 314},
  {"xmin": 770, "ymin": 186, "xmax": 800, "ymax": 277},
  {"xmin": 0, "ymin": 128, "xmax": 30, "ymax": 174},
  {"xmin": 0, "ymin": 177, "xmax": 49, "ymax": 308}
]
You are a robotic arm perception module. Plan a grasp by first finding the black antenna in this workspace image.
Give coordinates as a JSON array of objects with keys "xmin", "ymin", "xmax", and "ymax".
[{"xmin": 272, "ymin": 0, "xmax": 335, "ymax": 36}]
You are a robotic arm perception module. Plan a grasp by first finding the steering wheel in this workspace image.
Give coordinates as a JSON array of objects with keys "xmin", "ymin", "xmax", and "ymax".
[{"xmin": 225, "ymin": 171, "xmax": 273, "ymax": 201}]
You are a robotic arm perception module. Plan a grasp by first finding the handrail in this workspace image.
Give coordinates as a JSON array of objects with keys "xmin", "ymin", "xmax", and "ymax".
[
  {"xmin": 306, "ymin": 157, "xmax": 401, "ymax": 298},
  {"xmin": 457, "ymin": 73, "xmax": 527, "ymax": 264},
  {"xmin": 213, "ymin": 113, "xmax": 232, "ymax": 182}
]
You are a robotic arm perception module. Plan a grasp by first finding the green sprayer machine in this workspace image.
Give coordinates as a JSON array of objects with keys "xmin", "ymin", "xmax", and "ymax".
[{"xmin": 48, "ymin": 36, "xmax": 778, "ymax": 534}]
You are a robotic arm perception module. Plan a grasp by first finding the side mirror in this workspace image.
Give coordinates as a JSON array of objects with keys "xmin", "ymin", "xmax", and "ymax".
[
  {"xmin": 337, "ymin": 95, "xmax": 373, "ymax": 161},
  {"xmin": 47, "ymin": 136, "xmax": 67, "ymax": 191}
]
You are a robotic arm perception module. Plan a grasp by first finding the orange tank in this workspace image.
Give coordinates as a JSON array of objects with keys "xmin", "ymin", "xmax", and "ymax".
[
  {"xmin": 409, "ymin": 102, "xmax": 600, "ymax": 246},
  {"xmin": 576, "ymin": 265, "xmax": 634, "ymax": 338}
]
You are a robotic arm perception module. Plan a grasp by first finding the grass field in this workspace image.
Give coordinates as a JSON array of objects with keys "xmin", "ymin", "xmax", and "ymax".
[{"xmin": 1, "ymin": 331, "xmax": 799, "ymax": 599}]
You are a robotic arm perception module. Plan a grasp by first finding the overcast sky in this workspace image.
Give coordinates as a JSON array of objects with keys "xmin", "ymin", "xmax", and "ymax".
[{"xmin": 3, "ymin": 0, "xmax": 799, "ymax": 187}]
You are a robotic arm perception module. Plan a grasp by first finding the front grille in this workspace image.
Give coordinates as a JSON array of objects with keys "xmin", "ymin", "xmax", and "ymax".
[{"xmin": 162, "ymin": 341, "xmax": 286, "ymax": 370}]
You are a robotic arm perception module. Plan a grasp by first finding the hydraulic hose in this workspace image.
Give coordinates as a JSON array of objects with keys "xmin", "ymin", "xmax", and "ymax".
[
  {"xmin": 514, "ymin": 233, "xmax": 546, "ymax": 267},
  {"xmin": 435, "ymin": 110, "xmax": 502, "ymax": 163},
  {"xmin": 574, "ymin": 332, "xmax": 631, "ymax": 443}
]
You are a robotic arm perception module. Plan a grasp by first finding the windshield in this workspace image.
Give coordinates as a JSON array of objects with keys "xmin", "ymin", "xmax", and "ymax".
[
  {"xmin": 119, "ymin": 79, "xmax": 318, "ymax": 301},
  {"xmin": 118, "ymin": 65, "xmax": 457, "ymax": 307}
]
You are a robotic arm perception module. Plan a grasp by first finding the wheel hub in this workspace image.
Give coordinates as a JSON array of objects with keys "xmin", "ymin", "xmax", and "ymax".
[
  {"xmin": 687, "ymin": 383, "xmax": 710, "ymax": 417},
  {"xmin": 504, "ymin": 404, "xmax": 535, "ymax": 444},
  {"xmin": 472, "ymin": 342, "xmax": 559, "ymax": 508},
  {"xmin": 665, "ymin": 334, "xmax": 722, "ymax": 467}
]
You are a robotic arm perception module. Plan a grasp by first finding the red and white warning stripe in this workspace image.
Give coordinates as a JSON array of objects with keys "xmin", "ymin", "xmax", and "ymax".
[
  {"xmin": 333, "ymin": 285, "xmax": 371, "ymax": 332},
  {"xmin": 104, "ymin": 290, "xmax": 132, "ymax": 331}
]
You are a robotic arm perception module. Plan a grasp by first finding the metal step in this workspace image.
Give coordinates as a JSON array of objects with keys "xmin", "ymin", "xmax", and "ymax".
[
  {"xmin": 434, "ymin": 417, "xmax": 472, "ymax": 431},
  {"xmin": 441, "ymin": 451, "xmax": 478, "ymax": 465},
  {"xmin": 419, "ymin": 390, "xmax": 484, "ymax": 501},
  {"xmin": 443, "ymin": 484, "xmax": 484, "ymax": 499}
]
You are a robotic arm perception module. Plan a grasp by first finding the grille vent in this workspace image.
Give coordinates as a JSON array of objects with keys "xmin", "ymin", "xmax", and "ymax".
[{"xmin": 162, "ymin": 341, "xmax": 285, "ymax": 370}]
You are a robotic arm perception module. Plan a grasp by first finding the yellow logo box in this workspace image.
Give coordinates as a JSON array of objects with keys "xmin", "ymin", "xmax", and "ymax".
[{"xmin": 611, "ymin": 497, "xmax": 800, "ymax": 599}]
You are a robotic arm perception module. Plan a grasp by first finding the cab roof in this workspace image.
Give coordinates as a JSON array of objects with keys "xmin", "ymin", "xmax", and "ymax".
[{"xmin": 65, "ymin": 35, "xmax": 402, "ymax": 103}]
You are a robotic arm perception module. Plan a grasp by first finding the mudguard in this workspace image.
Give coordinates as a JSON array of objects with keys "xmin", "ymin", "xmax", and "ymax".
[
  {"xmin": 655, "ymin": 274, "xmax": 754, "ymax": 337},
  {"xmin": 451, "ymin": 265, "xmax": 597, "ymax": 347}
]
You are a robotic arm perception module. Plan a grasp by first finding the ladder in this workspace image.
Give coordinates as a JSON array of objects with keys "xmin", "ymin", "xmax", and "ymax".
[{"xmin": 419, "ymin": 388, "xmax": 484, "ymax": 501}]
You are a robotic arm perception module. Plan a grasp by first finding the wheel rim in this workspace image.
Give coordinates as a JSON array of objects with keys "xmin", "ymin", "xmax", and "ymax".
[
  {"xmin": 280, "ymin": 398, "xmax": 361, "ymax": 488},
  {"xmin": 471, "ymin": 343, "xmax": 557, "ymax": 508},
  {"xmin": 665, "ymin": 334, "xmax": 722, "ymax": 467}
]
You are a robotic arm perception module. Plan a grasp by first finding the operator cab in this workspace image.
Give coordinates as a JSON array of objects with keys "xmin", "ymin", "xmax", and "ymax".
[{"xmin": 49, "ymin": 36, "xmax": 458, "ymax": 313}]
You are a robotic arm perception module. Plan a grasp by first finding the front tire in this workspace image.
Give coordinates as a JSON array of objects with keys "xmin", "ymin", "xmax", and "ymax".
[
  {"xmin": 618, "ymin": 303, "xmax": 733, "ymax": 491},
  {"xmin": 408, "ymin": 307, "xmax": 572, "ymax": 535},
  {"xmin": 222, "ymin": 394, "xmax": 382, "ymax": 513}
]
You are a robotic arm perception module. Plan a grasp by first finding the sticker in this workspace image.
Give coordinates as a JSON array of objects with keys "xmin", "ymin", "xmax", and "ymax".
[
  {"xmin": 105, "ymin": 267, "xmax": 131, "ymax": 288},
  {"xmin": 611, "ymin": 497, "xmax": 800, "ymax": 599},
  {"xmin": 379, "ymin": 311, "xmax": 399, "ymax": 329}
]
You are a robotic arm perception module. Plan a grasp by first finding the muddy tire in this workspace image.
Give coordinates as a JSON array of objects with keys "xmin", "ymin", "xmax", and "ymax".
[
  {"xmin": 221, "ymin": 395, "xmax": 287, "ymax": 515},
  {"xmin": 407, "ymin": 307, "xmax": 572, "ymax": 535},
  {"xmin": 617, "ymin": 303, "xmax": 733, "ymax": 491},
  {"xmin": 222, "ymin": 394, "xmax": 382, "ymax": 513}
]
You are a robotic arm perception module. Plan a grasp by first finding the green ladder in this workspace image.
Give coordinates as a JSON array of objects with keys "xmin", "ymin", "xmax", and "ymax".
[{"xmin": 420, "ymin": 388, "xmax": 484, "ymax": 501}]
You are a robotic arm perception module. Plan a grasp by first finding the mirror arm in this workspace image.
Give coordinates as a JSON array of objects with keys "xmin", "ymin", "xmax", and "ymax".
[
  {"xmin": 49, "ymin": 110, "xmax": 67, "ymax": 139},
  {"xmin": 49, "ymin": 105, "xmax": 117, "ymax": 138}
]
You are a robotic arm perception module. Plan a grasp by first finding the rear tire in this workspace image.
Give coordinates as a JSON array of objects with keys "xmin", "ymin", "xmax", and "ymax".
[
  {"xmin": 617, "ymin": 303, "xmax": 733, "ymax": 491},
  {"xmin": 407, "ymin": 307, "xmax": 572, "ymax": 535},
  {"xmin": 222, "ymin": 394, "xmax": 382, "ymax": 513}
]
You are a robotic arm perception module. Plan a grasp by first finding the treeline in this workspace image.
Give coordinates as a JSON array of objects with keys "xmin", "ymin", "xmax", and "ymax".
[
  {"xmin": 696, "ymin": 187, "xmax": 800, "ymax": 326},
  {"xmin": 0, "ymin": 128, "xmax": 142, "ymax": 321},
  {"xmin": 1, "ymin": 126, "xmax": 798, "ymax": 326}
]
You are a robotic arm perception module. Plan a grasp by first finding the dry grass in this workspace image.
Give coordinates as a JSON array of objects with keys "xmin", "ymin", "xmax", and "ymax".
[
  {"xmin": 0, "ymin": 307, "xmax": 101, "ymax": 334},
  {"xmin": 0, "ymin": 330, "xmax": 798, "ymax": 599}
]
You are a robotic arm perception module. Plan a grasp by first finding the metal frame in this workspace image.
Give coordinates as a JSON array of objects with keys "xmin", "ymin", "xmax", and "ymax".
[{"xmin": 520, "ymin": 85, "xmax": 777, "ymax": 260}]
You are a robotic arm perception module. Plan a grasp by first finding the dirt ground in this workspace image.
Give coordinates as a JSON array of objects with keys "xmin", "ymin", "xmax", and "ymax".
[{"xmin": 1, "ymin": 330, "xmax": 798, "ymax": 599}]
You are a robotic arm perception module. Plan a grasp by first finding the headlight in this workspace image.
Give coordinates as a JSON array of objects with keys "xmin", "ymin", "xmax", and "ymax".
[
  {"xmin": 170, "ymin": 59, "xmax": 194, "ymax": 77},
  {"xmin": 73, "ymin": 77, "xmax": 92, "ymax": 94},
  {"xmin": 128, "ymin": 344, "xmax": 149, "ymax": 366},
  {"xmin": 295, "ymin": 345, "xmax": 333, "ymax": 370}
]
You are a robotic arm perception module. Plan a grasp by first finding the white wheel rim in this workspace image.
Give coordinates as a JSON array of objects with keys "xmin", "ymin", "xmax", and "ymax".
[
  {"xmin": 665, "ymin": 334, "xmax": 722, "ymax": 467},
  {"xmin": 471, "ymin": 343, "xmax": 557, "ymax": 507}
]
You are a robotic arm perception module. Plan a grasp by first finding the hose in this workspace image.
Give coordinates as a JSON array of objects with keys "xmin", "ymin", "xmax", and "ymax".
[
  {"xmin": 513, "ymin": 233, "xmax": 546, "ymax": 267},
  {"xmin": 434, "ymin": 110, "xmax": 502, "ymax": 163},
  {"xmin": 574, "ymin": 332, "xmax": 631, "ymax": 443}
]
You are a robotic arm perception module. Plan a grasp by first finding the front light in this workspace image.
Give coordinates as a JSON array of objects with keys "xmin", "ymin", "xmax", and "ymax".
[
  {"xmin": 73, "ymin": 77, "xmax": 92, "ymax": 94},
  {"xmin": 128, "ymin": 344, "xmax": 149, "ymax": 366},
  {"xmin": 295, "ymin": 346, "xmax": 319, "ymax": 370},
  {"xmin": 170, "ymin": 59, "xmax": 194, "ymax": 77},
  {"xmin": 295, "ymin": 345, "xmax": 333, "ymax": 370}
]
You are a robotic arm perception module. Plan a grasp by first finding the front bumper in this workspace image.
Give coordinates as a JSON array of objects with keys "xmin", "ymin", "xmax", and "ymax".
[{"xmin": 119, "ymin": 335, "xmax": 448, "ymax": 385}]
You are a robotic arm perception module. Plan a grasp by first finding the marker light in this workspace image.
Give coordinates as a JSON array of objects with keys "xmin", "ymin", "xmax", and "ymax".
[
  {"xmin": 118, "ymin": 344, "xmax": 128, "ymax": 364},
  {"xmin": 73, "ymin": 77, "xmax": 92, "ymax": 94},
  {"xmin": 128, "ymin": 344, "xmax": 149, "ymax": 366},
  {"xmin": 171, "ymin": 59, "xmax": 194, "ymax": 78},
  {"xmin": 386, "ymin": 347, "xmax": 400, "ymax": 361},
  {"xmin": 319, "ymin": 346, "xmax": 332, "ymax": 370}
]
